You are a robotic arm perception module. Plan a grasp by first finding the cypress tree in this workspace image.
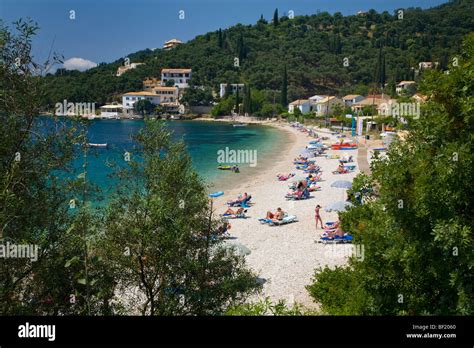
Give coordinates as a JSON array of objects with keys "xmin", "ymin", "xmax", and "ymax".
[
  {"xmin": 273, "ymin": 9, "xmax": 279, "ymax": 26},
  {"xmin": 217, "ymin": 28, "xmax": 223, "ymax": 48},
  {"xmin": 243, "ymin": 85, "xmax": 252, "ymax": 115},
  {"xmin": 235, "ymin": 87, "xmax": 240, "ymax": 114},
  {"xmin": 280, "ymin": 65, "xmax": 288, "ymax": 107}
]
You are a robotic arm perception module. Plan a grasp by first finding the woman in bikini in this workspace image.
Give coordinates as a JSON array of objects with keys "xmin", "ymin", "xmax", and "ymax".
[{"xmin": 315, "ymin": 205, "xmax": 323, "ymax": 229}]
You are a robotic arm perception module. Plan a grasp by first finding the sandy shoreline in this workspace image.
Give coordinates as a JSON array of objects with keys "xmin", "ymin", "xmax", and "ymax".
[{"xmin": 210, "ymin": 122, "xmax": 360, "ymax": 308}]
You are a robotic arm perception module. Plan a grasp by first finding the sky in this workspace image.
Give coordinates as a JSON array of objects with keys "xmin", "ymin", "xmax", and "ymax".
[{"xmin": 1, "ymin": 0, "xmax": 448, "ymax": 71}]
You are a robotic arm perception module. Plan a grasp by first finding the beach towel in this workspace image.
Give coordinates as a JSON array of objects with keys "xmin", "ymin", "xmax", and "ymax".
[{"xmin": 222, "ymin": 213, "xmax": 246, "ymax": 219}]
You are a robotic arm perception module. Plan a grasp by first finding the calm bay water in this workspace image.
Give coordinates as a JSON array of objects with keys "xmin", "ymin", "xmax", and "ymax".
[{"xmin": 69, "ymin": 120, "xmax": 284, "ymax": 198}]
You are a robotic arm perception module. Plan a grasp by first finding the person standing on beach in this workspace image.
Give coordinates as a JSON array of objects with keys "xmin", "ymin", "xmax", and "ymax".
[{"xmin": 315, "ymin": 205, "xmax": 323, "ymax": 229}]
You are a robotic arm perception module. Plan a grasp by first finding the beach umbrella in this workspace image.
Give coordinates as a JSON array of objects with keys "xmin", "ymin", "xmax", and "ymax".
[
  {"xmin": 324, "ymin": 201, "xmax": 354, "ymax": 212},
  {"xmin": 330, "ymin": 180, "xmax": 352, "ymax": 189}
]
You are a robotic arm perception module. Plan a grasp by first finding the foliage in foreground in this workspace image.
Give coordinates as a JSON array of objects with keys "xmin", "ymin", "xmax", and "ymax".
[
  {"xmin": 308, "ymin": 33, "xmax": 474, "ymax": 315},
  {"xmin": 226, "ymin": 297, "xmax": 314, "ymax": 316}
]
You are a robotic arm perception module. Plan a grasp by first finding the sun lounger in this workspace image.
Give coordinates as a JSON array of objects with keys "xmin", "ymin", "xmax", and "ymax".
[
  {"xmin": 258, "ymin": 215, "xmax": 298, "ymax": 226},
  {"xmin": 319, "ymin": 234, "xmax": 353, "ymax": 244},
  {"xmin": 285, "ymin": 189, "xmax": 310, "ymax": 200},
  {"xmin": 227, "ymin": 196, "xmax": 252, "ymax": 207}
]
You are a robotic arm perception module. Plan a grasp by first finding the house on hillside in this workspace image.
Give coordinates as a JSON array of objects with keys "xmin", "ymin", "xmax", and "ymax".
[
  {"xmin": 418, "ymin": 61, "xmax": 438, "ymax": 70},
  {"xmin": 143, "ymin": 77, "xmax": 161, "ymax": 90},
  {"xmin": 412, "ymin": 93, "xmax": 428, "ymax": 103},
  {"xmin": 163, "ymin": 39, "xmax": 183, "ymax": 50},
  {"xmin": 122, "ymin": 91, "xmax": 161, "ymax": 111},
  {"xmin": 288, "ymin": 99, "xmax": 311, "ymax": 114},
  {"xmin": 161, "ymin": 68, "xmax": 192, "ymax": 88},
  {"xmin": 351, "ymin": 94, "xmax": 395, "ymax": 115},
  {"xmin": 342, "ymin": 94, "xmax": 364, "ymax": 107},
  {"xmin": 219, "ymin": 83, "xmax": 245, "ymax": 98},
  {"xmin": 312, "ymin": 96, "xmax": 344, "ymax": 116},
  {"xmin": 116, "ymin": 62, "xmax": 144, "ymax": 77},
  {"xmin": 396, "ymin": 80, "xmax": 416, "ymax": 95},
  {"xmin": 152, "ymin": 86, "xmax": 179, "ymax": 103}
]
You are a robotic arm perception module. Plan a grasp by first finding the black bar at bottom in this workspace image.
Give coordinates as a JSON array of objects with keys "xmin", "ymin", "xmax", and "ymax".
[{"xmin": 0, "ymin": 316, "xmax": 472, "ymax": 346}]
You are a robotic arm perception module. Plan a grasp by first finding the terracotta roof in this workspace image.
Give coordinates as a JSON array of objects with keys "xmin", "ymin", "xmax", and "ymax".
[
  {"xmin": 289, "ymin": 99, "xmax": 309, "ymax": 105},
  {"xmin": 153, "ymin": 86, "xmax": 178, "ymax": 91},
  {"xmin": 162, "ymin": 68, "xmax": 192, "ymax": 73},
  {"xmin": 343, "ymin": 94, "xmax": 362, "ymax": 100},
  {"xmin": 123, "ymin": 91, "xmax": 157, "ymax": 96},
  {"xmin": 397, "ymin": 80, "xmax": 416, "ymax": 86}
]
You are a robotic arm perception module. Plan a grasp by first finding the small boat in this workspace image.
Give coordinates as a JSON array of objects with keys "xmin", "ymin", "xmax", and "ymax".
[
  {"xmin": 209, "ymin": 191, "xmax": 224, "ymax": 198},
  {"xmin": 217, "ymin": 165, "xmax": 239, "ymax": 173},
  {"xmin": 87, "ymin": 143, "xmax": 108, "ymax": 148},
  {"xmin": 233, "ymin": 123, "xmax": 248, "ymax": 127}
]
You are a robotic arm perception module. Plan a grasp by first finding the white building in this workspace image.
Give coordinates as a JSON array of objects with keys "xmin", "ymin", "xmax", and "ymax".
[
  {"xmin": 342, "ymin": 94, "xmax": 364, "ymax": 107},
  {"xmin": 99, "ymin": 104, "xmax": 122, "ymax": 119},
  {"xmin": 418, "ymin": 61, "xmax": 438, "ymax": 70},
  {"xmin": 122, "ymin": 91, "xmax": 161, "ymax": 110},
  {"xmin": 161, "ymin": 68, "xmax": 192, "ymax": 88},
  {"xmin": 219, "ymin": 83, "xmax": 245, "ymax": 98},
  {"xmin": 312, "ymin": 96, "xmax": 344, "ymax": 116},
  {"xmin": 308, "ymin": 95, "xmax": 328, "ymax": 104},
  {"xmin": 396, "ymin": 81, "xmax": 416, "ymax": 95},
  {"xmin": 288, "ymin": 99, "xmax": 311, "ymax": 114},
  {"xmin": 116, "ymin": 62, "xmax": 144, "ymax": 77}
]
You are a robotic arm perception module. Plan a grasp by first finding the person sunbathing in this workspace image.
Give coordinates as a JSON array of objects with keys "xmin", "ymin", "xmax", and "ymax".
[
  {"xmin": 224, "ymin": 207, "xmax": 246, "ymax": 215},
  {"xmin": 266, "ymin": 207, "xmax": 284, "ymax": 221},
  {"xmin": 323, "ymin": 227, "xmax": 345, "ymax": 239},
  {"xmin": 336, "ymin": 164, "xmax": 347, "ymax": 174},
  {"xmin": 277, "ymin": 173, "xmax": 294, "ymax": 181},
  {"xmin": 324, "ymin": 220, "xmax": 340, "ymax": 230},
  {"xmin": 227, "ymin": 192, "xmax": 248, "ymax": 205}
]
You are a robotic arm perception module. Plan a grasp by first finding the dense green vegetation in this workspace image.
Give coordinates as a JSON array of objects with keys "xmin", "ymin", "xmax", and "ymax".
[
  {"xmin": 39, "ymin": 0, "xmax": 474, "ymax": 113},
  {"xmin": 307, "ymin": 33, "xmax": 474, "ymax": 315}
]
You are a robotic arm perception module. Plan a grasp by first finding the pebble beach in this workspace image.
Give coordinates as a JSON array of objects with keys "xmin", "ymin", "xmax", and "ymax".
[{"xmin": 212, "ymin": 123, "xmax": 364, "ymax": 308}]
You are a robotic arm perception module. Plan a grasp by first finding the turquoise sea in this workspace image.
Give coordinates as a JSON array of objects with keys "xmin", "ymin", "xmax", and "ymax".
[{"xmin": 68, "ymin": 120, "xmax": 286, "ymax": 198}]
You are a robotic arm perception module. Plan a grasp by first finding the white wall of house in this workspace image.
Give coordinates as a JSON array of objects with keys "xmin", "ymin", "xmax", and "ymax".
[
  {"xmin": 122, "ymin": 94, "xmax": 161, "ymax": 110},
  {"xmin": 314, "ymin": 97, "xmax": 344, "ymax": 116},
  {"xmin": 343, "ymin": 95, "xmax": 364, "ymax": 106},
  {"xmin": 161, "ymin": 71, "xmax": 192, "ymax": 88},
  {"xmin": 289, "ymin": 102, "xmax": 311, "ymax": 114},
  {"xmin": 219, "ymin": 84, "xmax": 245, "ymax": 98}
]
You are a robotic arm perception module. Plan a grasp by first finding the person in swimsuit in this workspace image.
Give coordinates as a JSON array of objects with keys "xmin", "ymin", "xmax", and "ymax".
[
  {"xmin": 266, "ymin": 207, "xmax": 284, "ymax": 221},
  {"xmin": 315, "ymin": 205, "xmax": 323, "ymax": 229}
]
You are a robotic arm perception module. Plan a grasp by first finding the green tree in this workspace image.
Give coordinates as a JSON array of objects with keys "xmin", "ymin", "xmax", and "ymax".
[
  {"xmin": 280, "ymin": 65, "xmax": 288, "ymax": 107},
  {"xmin": 102, "ymin": 121, "xmax": 261, "ymax": 315},
  {"xmin": 273, "ymin": 9, "xmax": 279, "ymax": 26},
  {"xmin": 134, "ymin": 99, "xmax": 155, "ymax": 116},
  {"xmin": 165, "ymin": 79, "xmax": 175, "ymax": 87},
  {"xmin": 217, "ymin": 28, "xmax": 223, "ymax": 48}
]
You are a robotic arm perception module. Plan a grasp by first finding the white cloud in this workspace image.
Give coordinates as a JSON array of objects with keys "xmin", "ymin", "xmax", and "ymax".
[{"xmin": 63, "ymin": 57, "xmax": 97, "ymax": 71}]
